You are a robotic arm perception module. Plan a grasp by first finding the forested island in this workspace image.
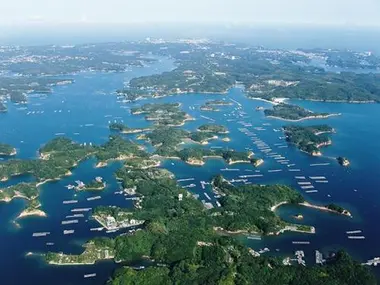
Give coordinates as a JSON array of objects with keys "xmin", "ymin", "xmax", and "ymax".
[
  {"xmin": 264, "ymin": 103, "xmax": 338, "ymax": 121},
  {"xmin": 205, "ymin": 100, "xmax": 233, "ymax": 106},
  {"xmin": 200, "ymin": 100, "xmax": 233, "ymax": 112},
  {"xmin": 0, "ymin": 143, "xmax": 17, "ymax": 156},
  {"xmin": 283, "ymin": 125, "xmax": 334, "ymax": 156},
  {"xmin": 131, "ymin": 103, "xmax": 193, "ymax": 126},
  {"xmin": 0, "ymin": 135, "xmax": 146, "ymax": 214},
  {"xmin": 141, "ymin": 125, "xmax": 230, "ymax": 150},
  {"xmin": 43, "ymin": 167, "xmax": 373, "ymax": 285},
  {"xmin": 197, "ymin": 124, "xmax": 228, "ymax": 134}
]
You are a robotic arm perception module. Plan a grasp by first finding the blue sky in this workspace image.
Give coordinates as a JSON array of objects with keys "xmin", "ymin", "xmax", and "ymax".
[{"xmin": 2, "ymin": 0, "xmax": 380, "ymax": 27}]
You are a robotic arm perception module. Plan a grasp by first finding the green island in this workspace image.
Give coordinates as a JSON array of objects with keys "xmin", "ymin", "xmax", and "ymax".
[
  {"xmin": 197, "ymin": 124, "xmax": 229, "ymax": 134},
  {"xmin": 337, "ymin": 156, "xmax": 350, "ymax": 167},
  {"xmin": 109, "ymin": 122, "xmax": 149, "ymax": 134},
  {"xmin": 143, "ymin": 126, "xmax": 230, "ymax": 149},
  {"xmin": 283, "ymin": 125, "xmax": 334, "ymax": 156},
  {"xmin": 200, "ymin": 100, "xmax": 233, "ymax": 112},
  {"xmin": 264, "ymin": 103, "xmax": 337, "ymax": 121},
  {"xmin": 79, "ymin": 179, "xmax": 106, "ymax": 191},
  {"xmin": 0, "ymin": 135, "xmax": 147, "ymax": 215},
  {"xmin": 205, "ymin": 100, "xmax": 233, "ymax": 106},
  {"xmin": 43, "ymin": 168, "xmax": 373, "ymax": 285},
  {"xmin": 131, "ymin": 103, "xmax": 193, "ymax": 126},
  {"xmin": 0, "ymin": 143, "xmax": 16, "ymax": 156},
  {"xmin": 176, "ymin": 148, "xmax": 263, "ymax": 166},
  {"xmin": 137, "ymin": 126, "xmax": 260, "ymax": 165}
]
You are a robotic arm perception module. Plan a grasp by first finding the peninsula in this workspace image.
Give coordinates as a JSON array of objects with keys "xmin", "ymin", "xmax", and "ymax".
[{"xmin": 131, "ymin": 103, "xmax": 193, "ymax": 127}]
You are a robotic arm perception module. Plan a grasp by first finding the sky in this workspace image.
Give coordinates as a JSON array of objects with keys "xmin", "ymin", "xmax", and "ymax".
[{"xmin": 1, "ymin": 0, "xmax": 380, "ymax": 27}]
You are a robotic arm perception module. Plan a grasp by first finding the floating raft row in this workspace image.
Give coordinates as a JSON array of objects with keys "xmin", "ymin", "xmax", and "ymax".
[
  {"xmin": 298, "ymin": 182, "xmax": 312, "ymax": 185},
  {"xmin": 239, "ymin": 174, "xmax": 263, "ymax": 178},
  {"xmin": 348, "ymin": 236, "xmax": 365, "ymax": 239},
  {"xmin": 292, "ymin": 241, "xmax": 310, "ymax": 245},
  {"xmin": 309, "ymin": 176, "xmax": 326, "ymax": 180},
  {"xmin": 32, "ymin": 232, "xmax": 50, "ymax": 237},
  {"xmin": 71, "ymin": 208, "xmax": 91, "ymax": 212},
  {"xmin": 177, "ymin": 178, "xmax": 195, "ymax": 182},
  {"xmin": 61, "ymin": 219, "xmax": 79, "ymax": 225},
  {"xmin": 63, "ymin": 230, "xmax": 75, "ymax": 235},
  {"xmin": 90, "ymin": 227, "xmax": 104, "ymax": 232},
  {"xmin": 288, "ymin": 169, "xmax": 301, "ymax": 172},
  {"xmin": 84, "ymin": 273, "xmax": 96, "ymax": 278},
  {"xmin": 295, "ymin": 176, "xmax": 306, "ymax": 179},
  {"xmin": 346, "ymin": 230, "xmax": 362, "ymax": 234},
  {"xmin": 66, "ymin": 214, "xmax": 84, "ymax": 219},
  {"xmin": 63, "ymin": 200, "xmax": 78, "ymax": 204},
  {"xmin": 87, "ymin": 196, "xmax": 101, "ymax": 201},
  {"xmin": 268, "ymin": 169, "xmax": 282, "ymax": 173},
  {"xmin": 301, "ymin": 186, "xmax": 315, "ymax": 189},
  {"xmin": 310, "ymin": 163, "xmax": 330, "ymax": 167},
  {"xmin": 247, "ymin": 236, "xmax": 262, "ymax": 240},
  {"xmin": 305, "ymin": 190, "xmax": 318, "ymax": 193}
]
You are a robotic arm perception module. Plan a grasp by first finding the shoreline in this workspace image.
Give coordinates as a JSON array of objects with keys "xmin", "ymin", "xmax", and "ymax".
[
  {"xmin": 266, "ymin": 113, "xmax": 341, "ymax": 122},
  {"xmin": 271, "ymin": 201, "xmax": 352, "ymax": 218},
  {"xmin": 17, "ymin": 209, "xmax": 47, "ymax": 219}
]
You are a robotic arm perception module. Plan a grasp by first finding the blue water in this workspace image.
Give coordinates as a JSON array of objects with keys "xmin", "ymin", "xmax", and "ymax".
[{"xmin": 1, "ymin": 58, "xmax": 380, "ymax": 284}]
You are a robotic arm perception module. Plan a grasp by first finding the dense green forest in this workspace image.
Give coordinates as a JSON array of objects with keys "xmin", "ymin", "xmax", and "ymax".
[
  {"xmin": 283, "ymin": 125, "xmax": 334, "ymax": 155},
  {"xmin": 0, "ymin": 143, "xmax": 16, "ymax": 156},
  {"xmin": 264, "ymin": 103, "xmax": 330, "ymax": 120},
  {"xmin": 45, "ymin": 168, "xmax": 375, "ymax": 285}
]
